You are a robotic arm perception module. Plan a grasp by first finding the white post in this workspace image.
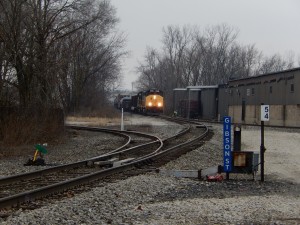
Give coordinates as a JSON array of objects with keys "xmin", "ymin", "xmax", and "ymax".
[
  {"xmin": 187, "ymin": 89, "xmax": 190, "ymax": 119},
  {"xmin": 121, "ymin": 108, "xmax": 124, "ymax": 131}
]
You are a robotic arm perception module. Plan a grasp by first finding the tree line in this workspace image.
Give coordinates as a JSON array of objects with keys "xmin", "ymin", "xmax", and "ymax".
[
  {"xmin": 0, "ymin": 0, "xmax": 126, "ymax": 114},
  {"xmin": 135, "ymin": 24, "xmax": 297, "ymax": 113}
]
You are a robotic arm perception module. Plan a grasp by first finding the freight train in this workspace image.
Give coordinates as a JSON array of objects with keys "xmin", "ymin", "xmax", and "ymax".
[
  {"xmin": 114, "ymin": 67, "xmax": 299, "ymax": 127},
  {"xmin": 114, "ymin": 94, "xmax": 130, "ymax": 109},
  {"xmin": 115, "ymin": 89, "xmax": 164, "ymax": 115}
]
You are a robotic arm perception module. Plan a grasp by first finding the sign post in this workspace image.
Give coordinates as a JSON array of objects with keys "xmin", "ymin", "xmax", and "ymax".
[
  {"xmin": 121, "ymin": 108, "xmax": 124, "ymax": 131},
  {"xmin": 260, "ymin": 104, "xmax": 269, "ymax": 182},
  {"xmin": 223, "ymin": 116, "xmax": 232, "ymax": 179}
]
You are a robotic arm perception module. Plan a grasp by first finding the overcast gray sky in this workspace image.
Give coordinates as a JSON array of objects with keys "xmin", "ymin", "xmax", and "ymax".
[{"xmin": 110, "ymin": 0, "xmax": 300, "ymax": 90}]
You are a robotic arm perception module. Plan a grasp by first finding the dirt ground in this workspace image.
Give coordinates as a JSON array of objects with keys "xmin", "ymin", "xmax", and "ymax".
[
  {"xmin": 123, "ymin": 115, "xmax": 300, "ymax": 185},
  {"xmin": 122, "ymin": 115, "xmax": 300, "ymax": 184},
  {"xmin": 240, "ymin": 126, "xmax": 300, "ymax": 184},
  {"xmin": 66, "ymin": 114, "xmax": 300, "ymax": 184}
]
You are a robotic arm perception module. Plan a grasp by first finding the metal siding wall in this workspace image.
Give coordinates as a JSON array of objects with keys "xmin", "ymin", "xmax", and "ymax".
[
  {"xmin": 295, "ymin": 74, "xmax": 300, "ymax": 104},
  {"xmin": 285, "ymin": 71, "xmax": 299, "ymax": 105},
  {"xmin": 229, "ymin": 73, "xmax": 300, "ymax": 106},
  {"xmin": 218, "ymin": 86, "xmax": 229, "ymax": 119},
  {"xmin": 268, "ymin": 81, "xmax": 275, "ymax": 105},
  {"xmin": 277, "ymin": 74, "xmax": 287, "ymax": 105},
  {"xmin": 189, "ymin": 90, "xmax": 200, "ymax": 100},
  {"xmin": 173, "ymin": 69, "xmax": 299, "ymax": 125},
  {"xmin": 201, "ymin": 89, "xmax": 217, "ymax": 119},
  {"xmin": 173, "ymin": 90, "xmax": 187, "ymax": 113},
  {"xmin": 227, "ymin": 69, "xmax": 300, "ymax": 127}
]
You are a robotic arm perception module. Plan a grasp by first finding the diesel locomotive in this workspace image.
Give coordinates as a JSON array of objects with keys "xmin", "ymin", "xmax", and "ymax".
[
  {"xmin": 134, "ymin": 89, "xmax": 164, "ymax": 115},
  {"xmin": 115, "ymin": 88, "xmax": 164, "ymax": 115}
]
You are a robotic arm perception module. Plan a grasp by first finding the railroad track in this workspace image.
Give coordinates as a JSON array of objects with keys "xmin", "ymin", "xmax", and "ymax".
[{"xmin": 0, "ymin": 118, "xmax": 209, "ymax": 210}]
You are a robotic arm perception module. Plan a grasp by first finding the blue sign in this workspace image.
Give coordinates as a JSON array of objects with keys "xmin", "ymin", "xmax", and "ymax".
[{"xmin": 223, "ymin": 116, "xmax": 232, "ymax": 172}]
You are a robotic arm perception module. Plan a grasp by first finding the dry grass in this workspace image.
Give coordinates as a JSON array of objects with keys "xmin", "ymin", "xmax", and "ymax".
[
  {"xmin": 1, "ymin": 116, "xmax": 64, "ymax": 145},
  {"xmin": 66, "ymin": 116, "xmax": 121, "ymax": 126},
  {"xmin": 0, "ymin": 109, "xmax": 65, "ymax": 157}
]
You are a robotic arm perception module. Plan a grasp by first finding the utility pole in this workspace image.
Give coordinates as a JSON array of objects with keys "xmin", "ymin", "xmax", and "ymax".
[
  {"xmin": 121, "ymin": 108, "xmax": 124, "ymax": 131},
  {"xmin": 260, "ymin": 104, "xmax": 269, "ymax": 182},
  {"xmin": 260, "ymin": 118, "xmax": 265, "ymax": 182}
]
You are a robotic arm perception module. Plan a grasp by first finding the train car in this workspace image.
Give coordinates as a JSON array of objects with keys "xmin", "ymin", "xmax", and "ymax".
[
  {"xmin": 114, "ymin": 94, "xmax": 130, "ymax": 109},
  {"xmin": 135, "ymin": 89, "xmax": 164, "ymax": 115},
  {"xmin": 130, "ymin": 94, "xmax": 138, "ymax": 112},
  {"xmin": 173, "ymin": 86, "xmax": 218, "ymax": 119},
  {"xmin": 120, "ymin": 96, "xmax": 132, "ymax": 112},
  {"xmin": 178, "ymin": 99, "xmax": 199, "ymax": 118}
]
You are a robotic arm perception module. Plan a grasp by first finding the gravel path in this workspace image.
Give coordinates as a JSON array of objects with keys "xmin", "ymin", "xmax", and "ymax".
[
  {"xmin": 0, "ymin": 115, "xmax": 299, "ymax": 224},
  {"xmin": 241, "ymin": 125, "xmax": 300, "ymax": 184},
  {"xmin": 0, "ymin": 130, "xmax": 125, "ymax": 177}
]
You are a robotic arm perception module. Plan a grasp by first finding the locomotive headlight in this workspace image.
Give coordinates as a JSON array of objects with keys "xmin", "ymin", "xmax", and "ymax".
[
  {"xmin": 148, "ymin": 102, "xmax": 153, "ymax": 106},
  {"xmin": 153, "ymin": 95, "xmax": 157, "ymax": 99},
  {"xmin": 158, "ymin": 102, "xmax": 162, "ymax": 107}
]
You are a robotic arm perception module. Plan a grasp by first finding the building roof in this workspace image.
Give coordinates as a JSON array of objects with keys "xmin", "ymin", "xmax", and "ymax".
[
  {"xmin": 186, "ymin": 85, "xmax": 219, "ymax": 90},
  {"xmin": 173, "ymin": 85, "xmax": 218, "ymax": 91},
  {"xmin": 229, "ymin": 67, "xmax": 300, "ymax": 83},
  {"xmin": 173, "ymin": 88, "xmax": 187, "ymax": 91}
]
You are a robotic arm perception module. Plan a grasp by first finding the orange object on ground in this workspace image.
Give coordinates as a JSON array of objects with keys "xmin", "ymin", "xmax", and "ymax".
[{"xmin": 206, "ymin": 174, "xmax": 223, "ymax": 182}]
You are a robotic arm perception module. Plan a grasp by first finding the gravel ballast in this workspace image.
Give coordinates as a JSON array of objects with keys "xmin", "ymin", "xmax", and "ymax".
[{"xmin": 0, "ymin": 115, "xmax": 299, "ymax": 224}]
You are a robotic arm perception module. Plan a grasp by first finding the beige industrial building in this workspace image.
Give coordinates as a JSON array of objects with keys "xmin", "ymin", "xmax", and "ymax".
[
  {"xmin": 173, "ymin": 67, "xmax": 300, "ymax": 128},
  {"xmin": 224, "ymin": 67, "xmax": 300, "ymax": 127}
]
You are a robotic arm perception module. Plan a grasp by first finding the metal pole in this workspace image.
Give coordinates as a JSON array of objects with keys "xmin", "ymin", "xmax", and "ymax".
[
  {"xmin": 226, "ymin": 172, "xmax": 229, "ymax": 180},
  {"xmin": 187, "ymin": 89, "xmax": 190, "ymax": 119},
  {"xmin": 260, "ymin": 104, "xmax": 265, "ymax": 182},
  {"xmin": 121, "ymin": 108, "xmax": 124, "ymax": 131}
]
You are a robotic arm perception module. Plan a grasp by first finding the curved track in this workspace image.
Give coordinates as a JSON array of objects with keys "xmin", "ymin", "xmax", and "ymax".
[{"xmin": 0, "ymin": 118, "xmax": 209, "ymax": 209}]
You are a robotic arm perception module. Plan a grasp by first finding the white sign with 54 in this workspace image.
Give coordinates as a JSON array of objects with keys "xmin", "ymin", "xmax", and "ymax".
[{"xmin": 261, "ymin": 105, "xmax": 270, "ymax": 121}]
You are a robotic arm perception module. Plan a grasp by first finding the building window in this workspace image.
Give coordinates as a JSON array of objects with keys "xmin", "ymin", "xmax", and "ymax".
[
  {"xmin": 246, "ymin": 88, "xmax": 250, "ymax": 96},
  {"xmin": 251, "ymin": 88, "xmax": 255, "ymax": 96},
  {"xmin": 270, "ymin": 86, "xmax": 272, "ymax": 94},
  {"xmin": 291, "ymin": 84, "xmax": 294, "ymax": 93}
]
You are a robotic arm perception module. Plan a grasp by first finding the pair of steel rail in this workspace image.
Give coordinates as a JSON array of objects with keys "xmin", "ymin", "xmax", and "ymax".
[{"xmin": 0, "ymin": 118, "xmax": 208, "ymax": 209}]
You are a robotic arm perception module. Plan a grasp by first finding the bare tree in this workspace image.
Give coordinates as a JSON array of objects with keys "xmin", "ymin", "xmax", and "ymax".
[
  {"xmin": 0, "ymin": 0, "xmax": 126, "ymax": 112},
  {"xmin": 136, "ymin": 47, "xmax": 162, "ymax": 90},
  {"xmin": 136, "ymin": 23, "xmax": 297, "ymax": 114},
  {"xmin": 257, "ymin": 53, "xmax": 294, "ymax": 74},
  {"xmin": 161, "ymin": 25, "xmax": 193, "ymax": 88}
]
